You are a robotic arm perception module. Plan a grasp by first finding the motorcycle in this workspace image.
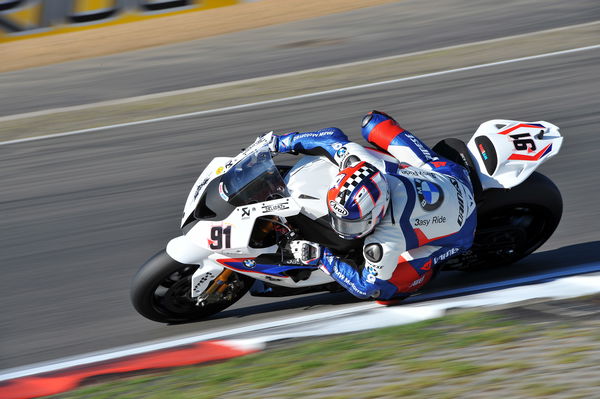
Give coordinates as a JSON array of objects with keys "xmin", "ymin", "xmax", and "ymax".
[{"xmin": 131, "ymin": 120, "xmax": 563, "ymax": 323}]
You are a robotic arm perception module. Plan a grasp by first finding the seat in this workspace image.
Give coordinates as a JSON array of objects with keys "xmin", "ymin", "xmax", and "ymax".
[{"xmin": 432, "ymin": 138, "xmax": 483, "ymax": 200}]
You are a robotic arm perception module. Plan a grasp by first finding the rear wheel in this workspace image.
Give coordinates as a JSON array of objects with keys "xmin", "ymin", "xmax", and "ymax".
[
  {"xmin": 443, "ymin": 172, "xmax": 562, "ymax": 271},
  {"xmin": 131, "ymin": 250, "xmax": 253, "ymax": 323}
]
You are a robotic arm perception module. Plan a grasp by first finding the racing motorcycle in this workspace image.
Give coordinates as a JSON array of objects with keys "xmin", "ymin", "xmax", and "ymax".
[{"xmin": 131, "ymin": 120, "xmax": 563, "ymax": 323}]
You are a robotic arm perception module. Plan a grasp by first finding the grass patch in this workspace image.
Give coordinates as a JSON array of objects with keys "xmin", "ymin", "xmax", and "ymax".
[
  {"xmin": 522, "ymin": 382, "xmax": 571, "ymax": 397},
  {"xmin": 51, "ymin": 307, "xmax": 600, "ymax": 399}
]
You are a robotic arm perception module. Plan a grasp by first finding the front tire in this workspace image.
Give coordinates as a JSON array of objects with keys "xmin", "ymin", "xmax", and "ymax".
[{"xmin": 131, "ymin": 250, "xmax": 253, "ymax": 323}]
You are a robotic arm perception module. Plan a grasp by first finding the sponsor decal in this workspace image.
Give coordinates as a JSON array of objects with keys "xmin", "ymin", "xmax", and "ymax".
[
  {"xmin": 365, "ymin": 260, "xmax": 384, "ymax": 270},
  {"xmin": 399, "ymin": 168, "xmax": 438, "ymax": 179},
  {"xmin": 332, "ymin": 142, "xmax": 343, "ymax": 150},
  {"xmin": 240, "ymin": 207, "xmax": 253, "ymax": 219},
  {"xmin": 261, "ymin": 199, "xmax": 290, "ymax": 213},
  {"xmin": 415, "ymin": 179, "xmax": 444, "ymax": 211},
  {"xmin": 433, "ymin": 247, "xmax": 461, "ymax": 264},
  {"xmin": 332, "ymin": 265, "xmax": 368, "ymax": 296},
  {"xmin": 432, "ymin": 215, "xmax": 446, "ymax": 224},
  {"xmin": 215, "ymin": 166, "xmax": 225, "ymax": 175},
  {"xmin": 478, "ymin": 143, "xmax": 488, "ymax": 160},
  {"xmin": 404, "ymin": 133, "xmax": 433, "ymax": 160},
  {"xmin": 410, "ymin": 275, "xmax": 426, "ymax": 287},
  {"xmin": 413, "ymin": 215, "xmax": 446, "ymax": 227},
  {"xmin": 421, "ymin": 259, "xmax": 432, "ymax": 271},
  {"xmin": 265, "ymin": 276, "xmax": 282, "ymax": 282},
  {"xmin": 193, "ymin": 178, "xmax": 210, "ymax": 200},
  {"xmin": 366, "ymin": 274, "xmax": 377, "ymax": 284},
  {"xmin": 329, "ymin": 200, "xmax": 349, "ymax": 216},
  {"xmin": 449, "ymin": 177, "xmax": 465, "ymax": 226},
  {"xmin": 296, "ymin": 131, "xmax": 336, "ymax": 140},
  {"xmin": 336, "ymin": 146, "xmax": 347, "ymax": 157},
  {"xmin": 474, "ymin": 136, "xmax": 498, "ymax": 175},
  {"xmin": 218, "ymin": 182, "xmax": 229, "ymax": 201},
  {"xmin": 243, "ymin": 259, "xmax": 256, "ymax": 269},
  {"xmin": 414, "ymin": 218, "xmax": 429, "ymax": 227}
]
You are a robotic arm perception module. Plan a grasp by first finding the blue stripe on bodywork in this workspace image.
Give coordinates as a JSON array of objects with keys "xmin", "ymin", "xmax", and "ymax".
[
  {"xmin": 221, "ymin": 260, "xmax": 316, "ymax": 278},
  {"xmin": 392, "ymin": 174, "xmax": 418, "ymax": 250}
]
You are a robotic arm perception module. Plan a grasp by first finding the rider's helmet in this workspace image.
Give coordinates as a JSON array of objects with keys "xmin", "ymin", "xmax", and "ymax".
[{"xmin": 326, "ymin": 161, "xmax": 390, "ymax": 239}]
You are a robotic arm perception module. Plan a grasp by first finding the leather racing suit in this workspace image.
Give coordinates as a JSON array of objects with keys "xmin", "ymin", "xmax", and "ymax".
[{"xmin": 276, "ymin": 118, "xmax": 477, "ymax": 300}]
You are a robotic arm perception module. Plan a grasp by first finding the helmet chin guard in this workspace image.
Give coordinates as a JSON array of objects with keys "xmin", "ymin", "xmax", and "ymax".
[{"xmin": 327, "ymin": 161, "xmax": 390, "ymax": 239}]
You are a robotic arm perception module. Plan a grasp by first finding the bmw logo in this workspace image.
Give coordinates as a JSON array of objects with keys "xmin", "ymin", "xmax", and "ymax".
[{"xmin": 415, "ymin": 179, "xmax": 444, "ymax": 211}]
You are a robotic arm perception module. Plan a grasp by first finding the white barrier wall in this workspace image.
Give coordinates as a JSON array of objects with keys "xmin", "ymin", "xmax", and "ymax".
[{"xmin": 0, "ymin": 0, "xmax": 242, "ymax": 41}]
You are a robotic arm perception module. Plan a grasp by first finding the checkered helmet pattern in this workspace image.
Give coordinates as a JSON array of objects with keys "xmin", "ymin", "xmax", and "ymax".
[{"xmin": 327, "ymin": 161, "xmax": 390, "ymax": 239}]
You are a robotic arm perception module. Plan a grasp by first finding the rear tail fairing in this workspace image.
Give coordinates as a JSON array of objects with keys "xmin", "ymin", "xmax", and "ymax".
[{"xmin": 467, "ymin": 120, "xmax": 563, "ymax": 189}]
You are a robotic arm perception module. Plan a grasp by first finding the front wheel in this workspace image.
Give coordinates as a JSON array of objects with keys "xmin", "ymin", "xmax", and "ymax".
[{"xmin": 131, "ymin": 250, "xmax": 254, "ymax": 323}]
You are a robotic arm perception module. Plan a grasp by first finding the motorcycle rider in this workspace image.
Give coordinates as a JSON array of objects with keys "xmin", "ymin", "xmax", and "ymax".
[{"xmin": 270, "ymin": 111, "xmax": 477, "ymax": 301}]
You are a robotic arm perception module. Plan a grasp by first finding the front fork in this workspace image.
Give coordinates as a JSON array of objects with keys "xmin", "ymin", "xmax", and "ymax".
[
  {"xmin": 195, "ymin": 268, "xmax": 235, "ymax": 305},
  {"xmin": 206, "ymin": 269, "xmax": 234, "ymax": 294}
]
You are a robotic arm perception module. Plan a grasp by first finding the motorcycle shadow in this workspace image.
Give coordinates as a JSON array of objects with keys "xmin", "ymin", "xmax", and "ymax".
[
  {"xmin": 419, "ymin": 240, "xmax": 600, "ymax": 296},
  {"xmin": 172, "ymin": 241, "xmax": 600, "ymax": 325},
  {"xmin": 196, "ymin": 291, "xmax": 361, "ymax": 324}
]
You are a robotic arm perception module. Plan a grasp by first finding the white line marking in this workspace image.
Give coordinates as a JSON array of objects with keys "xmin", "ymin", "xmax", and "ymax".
[
  {"xmin": 2, "ymin": 20, "xmax": 598, "ymax": 123},
  {"xmin": 1, "ymin": 44, "xmax": 599, "ymax": 147}
]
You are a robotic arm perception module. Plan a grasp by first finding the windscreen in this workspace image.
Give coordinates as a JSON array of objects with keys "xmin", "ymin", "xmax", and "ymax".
[{"xmin": 220, "ymin": 145, "xmax": 289, "ymax": 206}]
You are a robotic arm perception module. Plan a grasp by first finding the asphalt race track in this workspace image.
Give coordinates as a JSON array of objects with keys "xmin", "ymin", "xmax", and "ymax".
[
  {"xmin": 1, "ymin": 0, "xmax": 599, "ymax": 117},
  {"xmin": 2, "ymin": 2, "xmax": 600, "ymax": 371}
]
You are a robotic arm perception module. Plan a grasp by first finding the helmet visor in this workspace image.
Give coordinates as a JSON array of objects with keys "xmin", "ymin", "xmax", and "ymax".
[{"xmin": 330, "ymin": 212, "xmax": 372, "ymax": 239}]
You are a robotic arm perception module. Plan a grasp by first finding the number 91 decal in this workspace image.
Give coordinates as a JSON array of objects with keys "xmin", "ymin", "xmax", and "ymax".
[
  {"xmin": 209, "ymin": 225, "xmax": 232, "ymax": 249},
  {"xmin": 509, "ymin": 133, "xmax": 536, "ymax": 152}
]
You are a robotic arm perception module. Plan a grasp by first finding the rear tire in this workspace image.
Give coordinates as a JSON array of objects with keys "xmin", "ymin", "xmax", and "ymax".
[
  {"xmin": 131, "ymin": 250, "xmax": 253, "ymax": 323},
  {"xmin": 445, "ymin": 172, "xmax": 562, "ymax": 271}
]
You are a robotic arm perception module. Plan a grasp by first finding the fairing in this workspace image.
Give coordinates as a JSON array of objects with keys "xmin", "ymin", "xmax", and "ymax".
[{"xmin": 467, "ymin": 120, "xmax": 563, "ymax": 189}]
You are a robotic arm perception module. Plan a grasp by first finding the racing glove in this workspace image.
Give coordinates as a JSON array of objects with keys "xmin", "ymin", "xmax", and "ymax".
[
  {"xmin": 289, "ymin": 240, "xmax": 322, "ymax": 265},
  {"xmin": 257, "ymin": 131, "xmax": 279, "ymax": 153}
]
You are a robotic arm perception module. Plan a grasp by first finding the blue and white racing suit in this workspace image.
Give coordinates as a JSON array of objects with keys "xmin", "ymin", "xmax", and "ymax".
[{"xmin": 276, "ymin": 121, "xmax": 477, "ymax": 300}]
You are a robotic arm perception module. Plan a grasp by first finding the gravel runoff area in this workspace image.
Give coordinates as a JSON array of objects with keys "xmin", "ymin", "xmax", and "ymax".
[
  {"xmin": 0, "ymin": 0, "xmax": 398, "ymax": 72},
  {"xmin": 51, "ymin": 294, "xmax": 600, "ymax": 399}
]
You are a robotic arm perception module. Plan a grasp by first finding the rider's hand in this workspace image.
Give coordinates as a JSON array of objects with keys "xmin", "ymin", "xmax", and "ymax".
[
  {"xmin": 261, "ymin": 131, "xmax": 278, "ymax": 153},
  {"xmin": 289, "ymin": 240, "xmax": 322, "ymax": 265}
]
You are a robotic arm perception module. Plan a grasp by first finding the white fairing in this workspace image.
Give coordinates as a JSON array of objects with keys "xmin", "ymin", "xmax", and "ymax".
[
  {"xmin": 284, "ymin": 156, "xmax": 338, "ymax": 219},
  {"xmin": 467, "ymin": 120, "xmax": 563, "ymax": 189},
  {"xmin": 184, "ymin": 197, "xmax": 299, "ymax": 255},
  {"xmin": 181, "ymin": 157, "xmax": 231, "ymax": 228}
]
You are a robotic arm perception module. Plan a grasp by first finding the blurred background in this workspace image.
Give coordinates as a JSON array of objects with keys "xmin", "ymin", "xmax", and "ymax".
[{"xmin": 1, "ymin": 0, "xmax": 600, "ymax": 396}]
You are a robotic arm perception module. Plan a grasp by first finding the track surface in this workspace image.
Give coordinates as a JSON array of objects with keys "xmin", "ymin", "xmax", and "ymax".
[
  {"xmin": 2, "ymin": 2, "xmax": 600, "ymax": 370},
  {"xmin": 1, "ymin": 0, "xmax": 599, "ymax": 117}
]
